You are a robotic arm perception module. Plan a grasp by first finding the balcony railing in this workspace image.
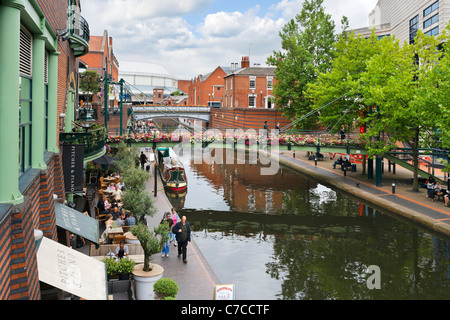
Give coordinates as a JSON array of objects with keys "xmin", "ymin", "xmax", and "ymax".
[
  {"xmin": 68, "ymin": 11, "xmax": 90, "ymax": 57},
  {"xmin": 60, "ymin": 127, "xmax": 106, "ymax": 159}
]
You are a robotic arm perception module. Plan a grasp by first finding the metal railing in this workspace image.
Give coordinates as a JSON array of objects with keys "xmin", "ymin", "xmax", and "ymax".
[
  {"xmin": 60, "ymin": 127, "xmax": 106, "ymax": 158},
  {"xmin": 133, "ymin": 106, "xmax": 211, "ymax": 113},
  {"xmin": 69, "ymin": 11, "xmax": 90, "ymax": 44}
]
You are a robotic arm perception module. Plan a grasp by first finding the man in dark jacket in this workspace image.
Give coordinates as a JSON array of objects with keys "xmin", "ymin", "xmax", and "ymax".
[
  {"xmin": 172, "ymin": 216, "xmax": 191, "ymax": 263},
  {"xmin": 139, "ymin": 151, "xmax": 148, "ymax": 169}
]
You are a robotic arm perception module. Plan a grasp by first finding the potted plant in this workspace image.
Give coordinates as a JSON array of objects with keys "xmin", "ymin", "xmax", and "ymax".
[
  {"xmin": 114, "ymin": 143, "xmax": 169, "ymax": 300},
  {"xmin": 153, "ymin": 278, "xmax": 179, "ymax": 300},
  {"xmin": 102, "ymin": 257, "xmax": 119, "ymax": 280},
  {"xmin": 130, "ymin": 223, "xmax": 169, "ymax": 300},
  {"xmin": 117, "ymin": 257, "xmax": 135, "ymax": 280}
]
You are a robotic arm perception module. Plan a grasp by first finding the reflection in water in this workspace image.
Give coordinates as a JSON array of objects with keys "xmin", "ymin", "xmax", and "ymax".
[{"xmin": 168, "ymin": 149, "xmax": 450, "ymax": 300}]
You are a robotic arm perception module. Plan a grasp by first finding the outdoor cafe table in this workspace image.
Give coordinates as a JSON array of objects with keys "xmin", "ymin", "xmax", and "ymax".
[{"xmin": 107, "ymin": 226, "xmax": 124, "ymax": 243}]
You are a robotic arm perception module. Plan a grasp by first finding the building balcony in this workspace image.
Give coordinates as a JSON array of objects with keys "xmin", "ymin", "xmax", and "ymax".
[
  {"xmin": 68, "ymin": 12, "xmax": 90, "ymax": 57},
  {"xmin": 59, "ymin": 125, "xmax": 107, "ymax": 163}
]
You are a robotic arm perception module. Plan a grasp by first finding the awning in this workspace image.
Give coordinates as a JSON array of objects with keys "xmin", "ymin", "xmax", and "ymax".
[
  {"xmin": 37, "ymin": 237, "xmax": 108, "ymax": 300},
  {"xmin": 55, "ymin": 202, "xmax": 100, "ymax": 246}
]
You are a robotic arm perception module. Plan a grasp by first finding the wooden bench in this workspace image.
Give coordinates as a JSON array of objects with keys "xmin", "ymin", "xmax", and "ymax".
[{"xmin": 89, "ymin": 243, "xmax": 144, "ymax": 257}]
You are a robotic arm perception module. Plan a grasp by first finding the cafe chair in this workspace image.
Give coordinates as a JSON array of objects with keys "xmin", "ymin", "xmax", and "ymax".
[
  {"xmin": 113, "ymin": 235, "xmax": 126, "ymax": 244},
  {"xmin": 95, "ymin": 207, "xmax": 107, "ymax": 223}
]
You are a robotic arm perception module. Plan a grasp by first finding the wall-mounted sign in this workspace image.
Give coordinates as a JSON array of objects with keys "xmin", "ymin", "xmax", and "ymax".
[
  {"xmin": 62, "ymin": 144, "xmax": 84, "ymax": 194},
  {"xmin": 213, "ymin": 284, "xmax": 235, "ymax": 300}
]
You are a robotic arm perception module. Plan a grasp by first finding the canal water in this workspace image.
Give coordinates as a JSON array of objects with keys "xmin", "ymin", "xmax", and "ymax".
[{"xmin": 164, "ymin": 147, "xmax": 450, "ymax": 300}]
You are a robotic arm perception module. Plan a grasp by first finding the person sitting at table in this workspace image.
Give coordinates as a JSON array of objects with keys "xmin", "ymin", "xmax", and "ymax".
[
  {"xmin": 425, "ymin": 176, "xmax": 437, "ymax": 197},
  {"xmin": 115, "ymin": 241, "xmax": 129, "ymax": 259},
  {"xmin": 105, "ymin": 214, "xmax": 113, "ymax": 228},
  {"xmin": 111, "ymin": 206, "xmax": 122, "ymax": 220},
  {"xmin": 112, "ymin": 184, "xmax": 123, "ymax": 201},
  {"xmin": 429, "ymin": 181, "xmax": 444, "ymax": 202},
  {"xmin": 342, "ymin": 158, "xmax": 351, "ymax": 169},
  {"xmin": 333, "ymin": 156, "xmax": 343, "ymax": 169},
  {"xmin": 104, "ymin": 198, "xmax": 111, "ymax": 211},
  {"xmin": 116, "ymin": 210, "xmax": 128, "ymax": 227},
  {"xmin": 108, "ymin": 183, "xmax": 115, "ymax": 191},
  {"xmin": 445, "ymin": 194, "xmax": 450, "ymax": 207},
  {"xmin": 97, "ymin": 195, "xmax": 109, "ymax": 215},
  {"xmin": 125, "ymin": 213, "xmax": 136, "ymax": 226}
]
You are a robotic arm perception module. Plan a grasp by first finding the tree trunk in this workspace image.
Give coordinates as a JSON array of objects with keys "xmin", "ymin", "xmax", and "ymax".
[{"xmin": 143, "ymin": 253, "xmax": 151, "ymax": 272}]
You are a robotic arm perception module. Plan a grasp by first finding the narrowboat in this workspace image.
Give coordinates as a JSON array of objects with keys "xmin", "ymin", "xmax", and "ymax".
[{"xmin": 155, "ymin": 147, "xmax": 187, "ymax": 193}]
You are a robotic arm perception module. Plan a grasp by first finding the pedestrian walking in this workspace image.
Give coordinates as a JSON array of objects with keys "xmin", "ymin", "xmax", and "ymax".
[
  {"xmin": 172, "ymin": 216, "xmax": 191, "ymax": 263},
  {"xmin": 160, "ymin": 212, "xmax": 173, "ymax": 257},
  {"xmin": 139, "ymin": 151, "xmax": 148, "ymax": 169},
  {"xmin": 170, "ymin": 208, "xmax": 178, "ymax": 246}
]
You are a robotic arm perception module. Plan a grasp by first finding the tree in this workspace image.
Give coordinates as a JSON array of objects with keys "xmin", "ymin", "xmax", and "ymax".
[
  {"xmin": 307, "ymin": 30, "xmax": 381, "ymax": 133},
  {"xmin": 267, "ymin": 0, "xmax": 346, "ymax": 130},
  {"xmin": 434, "ymin": 25, "xmax": 450, "ymax": 171},
  {"xmin": 113, "ymin": 143, "xmax": 165, "ymax": 272},
  {"xmin": 359, "ymin": 30, "xmax": 445, "ymax": 191},
  {"xmin": 308, "ymin": 26, "xmax": 450, "ymax": 191},
  {"xmin": 79, "ymin": 70, "xmax": 101, "ymax": 108}
]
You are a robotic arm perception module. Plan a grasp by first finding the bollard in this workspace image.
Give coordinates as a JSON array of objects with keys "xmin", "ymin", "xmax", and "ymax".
[
  {"xmin": 392, "ymin": 182, "xmax": 396, "ymax": 194},
  {"xmin": 293, "ymin": 150, "xmax": 296, "ymax": 159},
  {"xmin": 344, "ymin": 166, "xmax": 347, "ymax": 177},
  {"xmin": 314, "ymin": 157, "xmax": 317, "ymax": 166}
]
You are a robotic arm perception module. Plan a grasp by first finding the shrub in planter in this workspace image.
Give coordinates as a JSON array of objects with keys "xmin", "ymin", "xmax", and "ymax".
[
  {"xmin": 153, "ymin": 278, "xmax": 179, "ymax": 299},
  {"xmin": 103, "ymin": 257, "xmax": 119, "ymax": 278},
  {"xmin": 117, "ymin": 257, "xmax": 136, "ymax": 280}
]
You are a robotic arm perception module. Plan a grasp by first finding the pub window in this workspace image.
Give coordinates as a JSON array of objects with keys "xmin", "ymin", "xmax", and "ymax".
[
  {"xmin": 19, "ymin": 76, "xmax": 32, "ymax": 174},
  {"xmin": 19, "ymin": 25, "xmax": 33, "ymax": 174}
]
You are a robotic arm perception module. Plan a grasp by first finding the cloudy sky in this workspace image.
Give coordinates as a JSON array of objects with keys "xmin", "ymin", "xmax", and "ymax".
[{"xmin": 81, "ymin": 0, "xmax": 378, "ymax": 80}]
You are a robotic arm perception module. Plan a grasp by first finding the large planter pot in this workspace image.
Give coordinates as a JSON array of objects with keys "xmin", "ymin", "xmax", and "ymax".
[
  {"xmin": 132, "ymin": 263, "xmax": 164, "ymax": 300},
  {"xmin": 124, "ymin": 231, "xmax": 140, "ymax": 244}
]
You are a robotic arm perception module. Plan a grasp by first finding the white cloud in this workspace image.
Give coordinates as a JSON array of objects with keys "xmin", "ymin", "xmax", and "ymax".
[{"xmin": 81, "ymin": 0, "xmax": 378, "ymax": 80}]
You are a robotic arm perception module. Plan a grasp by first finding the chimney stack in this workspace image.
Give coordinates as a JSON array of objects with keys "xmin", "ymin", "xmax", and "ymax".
[{"xmin": 241, "ymin": 56, "xmax": 250, "ymax": 69}]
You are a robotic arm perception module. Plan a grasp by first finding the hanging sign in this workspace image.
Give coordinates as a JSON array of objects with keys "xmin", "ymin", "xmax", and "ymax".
[{"xmin": 62, "ymin": 144, "xmax": 85, "ymax": 194}]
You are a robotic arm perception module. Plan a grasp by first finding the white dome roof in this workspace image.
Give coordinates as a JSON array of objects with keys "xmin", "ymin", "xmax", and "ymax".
[{"xmin": 119, "ymin": 61, "xmax": 172, "ymax": 77}]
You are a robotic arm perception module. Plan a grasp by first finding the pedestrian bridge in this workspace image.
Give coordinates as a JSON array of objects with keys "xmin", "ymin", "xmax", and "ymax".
[{"xmin": 132, "ymin": 106, "xmax": 211, "ymax": 122}]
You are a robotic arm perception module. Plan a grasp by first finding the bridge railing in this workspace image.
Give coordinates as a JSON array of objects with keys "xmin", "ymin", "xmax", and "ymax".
[{"xmin": 132, "ymin": 106, "xmax": 211, "ymax": 113}]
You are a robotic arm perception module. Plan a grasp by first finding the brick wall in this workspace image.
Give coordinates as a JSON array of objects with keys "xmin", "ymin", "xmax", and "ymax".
[
  {"xmin": 188, "ymin": 67, "xmax": 228, "ymax": 106},
  {"xmin": 0, "ymin": 153, "xmax": 65, "ymax": 300},
  {"xmin": 210, "ymin": 108, "xmax": 291, "ymax": 131}
]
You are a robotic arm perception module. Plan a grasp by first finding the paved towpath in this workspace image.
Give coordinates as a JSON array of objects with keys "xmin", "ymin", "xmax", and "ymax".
[{"xmin": 142, "ymin": 148, "xmax": 220, "ymax": 300}]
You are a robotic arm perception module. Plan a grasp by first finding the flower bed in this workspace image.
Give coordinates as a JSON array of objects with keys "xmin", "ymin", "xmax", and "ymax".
[{"xmin": 107, "ymin": 133, "xmax": 367, "ymax": 148}]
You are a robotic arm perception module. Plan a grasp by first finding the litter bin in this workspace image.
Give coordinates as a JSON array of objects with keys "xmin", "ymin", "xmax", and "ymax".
[{"xmin": 351, "ymin": 164, "xmax": 357, "ymax": 172}]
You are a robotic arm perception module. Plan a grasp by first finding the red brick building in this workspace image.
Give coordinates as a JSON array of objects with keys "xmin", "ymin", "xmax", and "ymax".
[
  {"xmin": 80, "ymin": 29, "xmax": 119, "ymax": 85},
  {"xmin": 0, "ymin": 0, "xmax": 92, "ymax": 300},
  {"xmin": 187, "ymin": 66, "xmax": 231, "ymax": 107},
  {"xmin": 223, "ymin": 63, "xmax": 276, "ymax": 109},
  {"xmin": 80, "ymin": 30, "xmax": 124, "ymax": 134},
  {"xmin": 209, "ymin": 57, "xmax": 292, "ymax": 130}
]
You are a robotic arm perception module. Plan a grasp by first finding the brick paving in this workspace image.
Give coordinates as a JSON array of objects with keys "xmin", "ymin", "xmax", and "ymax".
[{"xmin": 143, "ymin": 149, "xmax": 221, "ymax": 300}]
